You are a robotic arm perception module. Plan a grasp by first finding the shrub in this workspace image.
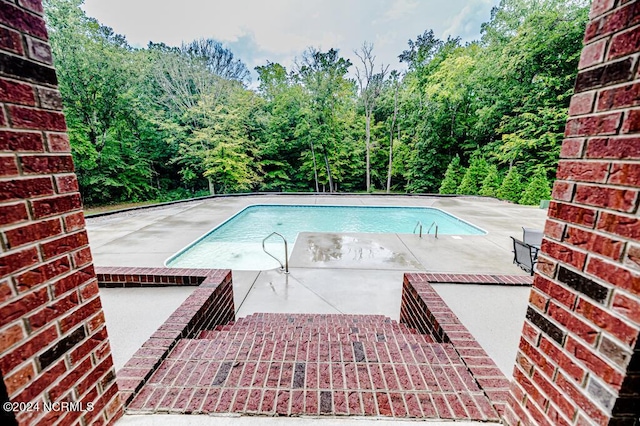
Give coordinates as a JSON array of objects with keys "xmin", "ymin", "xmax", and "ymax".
[
  {"xmin": 439, "ymin": 155, "xmax": 465, "ymax": 194},
  {"xmin": 479, "ymin": 164, "xmax": 501, "ymax": 197},
  {"xmin": 520, "ymin": 168, "xmax": 552, "ymax": 205},
  {"xmin": 497, "ymin": 167, "xmax": 524, "ymax": 203},
  {"xmin": 456, "ymin": 156, "xmax": 489, "ymax": 195}
]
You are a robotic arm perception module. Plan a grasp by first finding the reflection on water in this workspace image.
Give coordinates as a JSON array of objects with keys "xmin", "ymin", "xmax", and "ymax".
[
  {"xmin": 168, "ymin": 241, "xmax": 282, "ymax": 270},
  {"xmin": 305, "ymin": 234, "xmax": 420, "ymax": 267},
  {"xmin": 167, "ymin": 204, "xmax": 483, "ymax": 269}
]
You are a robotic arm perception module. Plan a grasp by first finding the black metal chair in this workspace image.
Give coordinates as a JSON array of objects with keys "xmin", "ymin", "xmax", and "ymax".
[
  {"xmin": 522, "ymin": 227, "xmax": 543, "ymax": 247},
  {"xmin": 522, "ymin": 227, "xmax": 543, "ymax": 261},
  {"xmin": 511, "ymin": 236, "xmax": 537, "ymax": 276}
]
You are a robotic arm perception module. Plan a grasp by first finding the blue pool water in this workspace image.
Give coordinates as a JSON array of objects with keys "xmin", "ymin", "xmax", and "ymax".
[{"xmin": 166, "ymin": 204, "xmax": 485, "ymax": 270}]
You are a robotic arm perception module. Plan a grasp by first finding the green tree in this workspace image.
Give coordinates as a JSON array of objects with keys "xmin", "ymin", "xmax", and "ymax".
[
  {"xmin": 294, "ymin": 48, "xmax": 354, "ymax": 192},
  {"xmin": 255, "ymin": 63, "xmax": 315, "ymax": 191},
  {"xmin": 497, "ymin": 167, "xmax": 524, "ymax": 203},
  {"xmin": 439, "ymin": 156, "xmax": 464, "ymax": 194},
  {"xmin": 45, "ymin": 0, "xmax": 158, "ymax": 204},
  {"xmin": 478, "ymin": 0, "xmax": 588, "ymax": 173},
  {"xmin": 182, "ymin": 38, "xmax": 250, "ymax": 83},
  {"xmin": 479, "ymin": 164, "xmax": 501, "ymax": 197},
  {"xmin": 44, "ymin": 0, "xmax": 589, "ymax": 203},
  {"xmin": 178, "ymin": 83, "xmax": 262, "ymax": 194},
  {"xmin": 146, "ymin": 38, "xmax": 256, "ymax": 194},
  {"xmin": 457, "ymin": 156, "xmax": 489, "ymax": 195},
  {"xmin": 520, "ymin": 167, "xmax": 552, "ymax": 205},
  {"xmin": 402, "ymin": 36, "xmax": 469, "ymax": 193}
]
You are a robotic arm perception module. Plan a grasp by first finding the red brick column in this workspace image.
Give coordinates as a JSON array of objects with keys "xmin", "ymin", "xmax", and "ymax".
[
  {"xmin": 505, "ymin": 1, "xmax": 640, "ymax": 425},
  {"xmin": 0, "ymin": 1, "xmax": 122, "ymax": 425}
]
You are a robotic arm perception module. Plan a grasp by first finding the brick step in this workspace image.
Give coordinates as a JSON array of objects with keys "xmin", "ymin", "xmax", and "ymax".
[
  {"xmin": 162, "ymin": 340, "xmax": 472, "ymax": 376},
  {"xmin": 220, "ymin": 313, "xmax": 419, "ymax": 333},
  {"xmin": 128, "ymin": 312, "xmax": 500, "ymax": 421},
  {"xmin": 168, "ymin": 337, "xmax": 459, "ymax": 366},
  {"xmin": 236, "ymin": 313, "xmax": 394, "ymax": 325},
  {"xmin": 130, "ymin": 338, "xmax": 499, "ymax": 421},
  {"xmin": 200, "ymin": 312, "xmax": 433, "ymax": 343},
  {"xmin": 217, "ymin": 318, "xmax": 413, "ymax": 328},
  {"xmin": 197, "ymin": 329, "xmax": 434, "ymax": 344},
  {"xmin": 207, "ymin": 322, "xmax": 425, "ymax": 336},
  {"xmin": 129, "ymin": 384, "xmax": 498, "ymax": 420}
]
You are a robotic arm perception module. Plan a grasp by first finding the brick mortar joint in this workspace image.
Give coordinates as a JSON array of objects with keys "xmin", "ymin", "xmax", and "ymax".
[
  {"xmin": 12, "ymin": 153, "xmax": 73, "ymax": 159},
  {"xmin": 608, "ymin": 21, "xmax": 640, "ymax": 37},
  {"xmin": 0, "ymin": 174, "xmax": 55, "ymax": 181},
  {"xmin": 569, "ymin": 204, "xmax": 640, "ymax": 218},
  {"xmin": 543, "ymin": 236, "xmax": 601, "ymax": 254},
  {"xmin": 552, "ymin": 232, "xmax": 633, "ymax": 254},
  {"xmin": 581, "ymin": 134, "xmax": 640, "ymax": 143},
  {"xmin": 592, "ymin": 50, "xmax": 640, "ymax": 69},
  {"xmin": 553, "ymin": 205, "xmax": 638, "ymax": 225},
  {"xmin": 566, "ymin": 109, "xmax": 628, "ymax": 121},
  {"xmin": 583, "ymin": 250, "xmax": 639, "ymax": 286},
  {"xmin": 596, "ymin": 78, "xmax": 640, "ymax": 93},
  {"xmin": 557, "ymin": 163, "xmax": 640, "ymax": 173},
  {"xmin": 1, "ymin": 219, "xmax": 66, "ymax": 239},
  {"xmin": 570, "ymin": 150, "xmax": 640, "ymax": 164},
  {"xmin": 0, "ymin": 47, "xmax": 35, "ymax": 62}
]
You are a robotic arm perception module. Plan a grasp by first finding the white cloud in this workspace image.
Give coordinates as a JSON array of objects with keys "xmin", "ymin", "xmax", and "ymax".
[
  {"xmin": 384, "ymin": 0, "xmax": 420, "ymax": 21},
  {"xmin": 442, "ymin": 0, "xmax": 496, "ymax": 41},
  {"xmin": 82, "ymin": 0, "xmax": 500, "ymax": 78}
]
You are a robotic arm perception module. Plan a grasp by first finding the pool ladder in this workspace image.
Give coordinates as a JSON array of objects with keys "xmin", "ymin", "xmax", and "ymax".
[
  {"xmin": 414, "ymin": 221, "xmax": 438, "ymax": 239},
  {"xmin": 262, "ymin": 232, "xmax": 289, "ymax": 274},
  {"xmin": 413, "ymin": 221, "xmax": 423, "ymax": 238}
]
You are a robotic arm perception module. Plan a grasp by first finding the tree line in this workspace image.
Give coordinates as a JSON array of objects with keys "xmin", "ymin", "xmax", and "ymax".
[{"xmin": 43, "ymin": 0, "xmax": 589, "ymax": 206}]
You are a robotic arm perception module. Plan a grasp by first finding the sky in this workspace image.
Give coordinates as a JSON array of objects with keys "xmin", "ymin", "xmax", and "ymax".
[{"xmin": 82, "ymin": 0, "xmax": 500, "ymax": 83}]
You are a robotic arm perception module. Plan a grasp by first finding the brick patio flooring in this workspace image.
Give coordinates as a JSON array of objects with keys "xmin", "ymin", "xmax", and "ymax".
[{"xmin": 127, "ymin": 313, "xmax": 501, "ymax": 421}]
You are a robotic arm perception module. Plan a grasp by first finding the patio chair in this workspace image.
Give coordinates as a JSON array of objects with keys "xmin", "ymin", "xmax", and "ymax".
[
  {"xmin": 522, "ymin": 227, "xmax": 543, "ymax": 247},
  {"xmin": 511, "ymin": 236, "xmax": 537, "ymax": 276},
  {"xmin": 522, "ymin": 227, "xmax": 543, "ymax": 259}
]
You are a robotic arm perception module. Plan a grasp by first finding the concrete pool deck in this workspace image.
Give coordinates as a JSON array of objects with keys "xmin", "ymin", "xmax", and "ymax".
[
  {"xmin": 87, "ymin": 195, "xmax": 546, "ymax": 272},
  {"xmin": 88, "ymin": 195, "xmax": 547, "ymax": 423}
]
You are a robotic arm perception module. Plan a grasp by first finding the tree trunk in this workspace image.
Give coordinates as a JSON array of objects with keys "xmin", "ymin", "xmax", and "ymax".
[
  {"xmin": 386, "ymin": 83, "xmax": 398, "ymax": 193},
  {"xmin": 354, "ymin": 43, "xmax": 388, "ymax": 193},
  {"xmin": 386, "ymin": 127, "xmax": 394, "ymax": 193},
  {"xmin": 365, "ymin": 112, "xmax": 371, "ymax": 192},
  {"xmin": 208, "ymin": 177, "xmax": 215, "ymax": 195},
  {"xmin": 450, "ymin": 104, "xmax": 457, "ymax": 139},
  {"xmin": 323, "ymin": 151, "xmax": 334, "ymax": 193},
  {"xmin": 310, "ymin": 139, "xmax": 320, "ymax": 192}
]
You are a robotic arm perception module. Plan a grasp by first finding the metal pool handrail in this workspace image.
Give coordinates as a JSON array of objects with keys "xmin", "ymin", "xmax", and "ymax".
[
  {"xmin": 262, "ymin": 232, "xmax": 289, "ymax": 274},
  {"xmin": 413, "ymin": 221, "xmax": 423, "ymax": 238},
  {"xmin": 427, "ymin": 221, "xmax": 439, "ymax": 239}
]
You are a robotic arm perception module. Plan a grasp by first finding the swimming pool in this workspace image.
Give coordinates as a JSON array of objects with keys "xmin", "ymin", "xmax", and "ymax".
[{"xmin": 166, "ymin": 204, "xmax": 486, "ymax": 270}]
